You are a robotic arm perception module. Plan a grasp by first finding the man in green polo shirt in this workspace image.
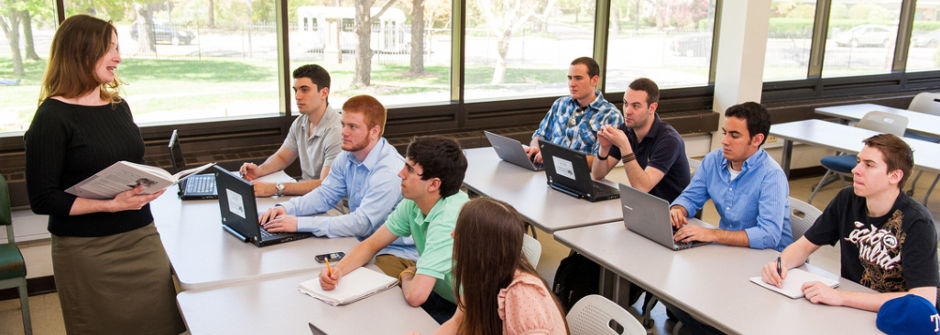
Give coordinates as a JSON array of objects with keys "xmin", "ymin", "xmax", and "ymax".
[{"xmin": 318, "ymin": 135, "xmax": 468, "ymax": 324}]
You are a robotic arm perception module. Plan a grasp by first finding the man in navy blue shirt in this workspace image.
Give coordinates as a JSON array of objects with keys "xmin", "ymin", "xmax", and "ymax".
[
  {"xmin": 591, "ymin": 77, "xmax": 692, "ymax": 317},
  {"xmin": 591, "ymin": 77, "xmax": 690, "ymax": 203}
]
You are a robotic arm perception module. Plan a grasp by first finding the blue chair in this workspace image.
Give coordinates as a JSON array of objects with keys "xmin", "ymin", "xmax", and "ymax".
[
  {"xmin": 0, "ymin": 174, "xmax": 31, "ymax": 334},
  {"xmin": 905, "ymin": 92, "xmax": 940, "ymax": 204},
  {"xmin": 809, "ymin": 111, "xmax": 908, "ymax": 204}
]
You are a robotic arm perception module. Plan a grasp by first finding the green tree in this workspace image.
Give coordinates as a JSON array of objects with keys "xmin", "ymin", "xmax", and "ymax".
[
  {"xmin": 351, "ymin": 0, "xmax": 398, "ymax": 87},
  {"xmin": 475, "ymin": 0, "xmax": 557, "ymax": 84},
  {"xmin": 0, "ymin": 0, "xmax": 25, "ymax": 76}
]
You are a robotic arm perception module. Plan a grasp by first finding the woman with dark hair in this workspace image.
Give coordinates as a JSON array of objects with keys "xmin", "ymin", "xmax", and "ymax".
[
  {"xmin": 24, "ymin": 14, "xmax": 184, "ymax": 334},
  {"xmin": 418, "ymin": 198, "xmax": 568, "ymax": 334}
]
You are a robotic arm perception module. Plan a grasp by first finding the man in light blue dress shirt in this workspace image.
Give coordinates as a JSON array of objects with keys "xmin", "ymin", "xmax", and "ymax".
[
  {"xmin": 666, "ymin": 102, "xmax": 793, "ymax": 335},
  {"xmin": 669, "ymin": 101, "xmax": 792, "ymax": 252},
  {"xmin": 258, "ymin": 94, "xmax": 418, "ymax": 265}
]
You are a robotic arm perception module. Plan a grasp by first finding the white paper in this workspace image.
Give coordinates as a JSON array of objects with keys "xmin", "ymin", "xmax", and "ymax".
[
  {"xmin": 553, "ymin": 157, "xmax": 576, "ymax": 180},
  {"xmin": 226, "ymin": 189, "xmax": 246, "ymax": 219},
  {"xmin": 750, "ymin": 268, "xmax": 839, "ymax": 299},
  {"xmin": 298, "ymin": 267, "xmax": 398, "ymax": 306}
]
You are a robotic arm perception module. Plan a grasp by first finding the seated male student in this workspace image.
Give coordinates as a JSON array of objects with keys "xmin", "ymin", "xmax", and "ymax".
[
  {"xmin": 591, "ymin": 77, "xmax": 691, "ymax": 312},
  {"xmin": 666, "ymin": 102, "xmax": 792, "ymax": 335},
  {"xmin": 670, "ymin": 102, "xmax": 792, "ymax": 251},
  {"xmin": 762, "ymin": 134, "xmax": 938, "ymax": 312},
  {"xmin": 319, "ymin": 136, "xmax": 469, "ymax": 324},
  {"xmin": 525, "ymin": 56, "xmax": 624, "ymax": 165},
  {"xmin": 259, "ymin": 94, "xmax": 418, "ymax": 270},
  {"xmin": 591, "ymin": 77, "xmax": 690, "ymax": 202},
  {"xmin": 240, "ymin": 64, "xmax": 342, "ymax": 197}
]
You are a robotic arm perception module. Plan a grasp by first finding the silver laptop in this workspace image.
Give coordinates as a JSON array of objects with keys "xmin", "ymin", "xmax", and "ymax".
[
  {"xmin": 484, "ymin": 131, "xmax": 543, "ymax": 171},
  {"xmin": 619, "ymin": 183, "xmax": 707, "ymax": 251}
]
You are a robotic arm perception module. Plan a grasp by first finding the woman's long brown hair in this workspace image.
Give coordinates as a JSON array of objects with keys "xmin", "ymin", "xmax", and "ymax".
[
  {"xmin": 452, "ymin": 198, "xmax": 566, "ymax": 334},
  {"xmin": 39, "ymin": 14, "xmax": 122, "ymax": 105}
]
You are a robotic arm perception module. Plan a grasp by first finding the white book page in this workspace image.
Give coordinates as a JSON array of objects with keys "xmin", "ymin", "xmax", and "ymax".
[
  {"xmin": 750, "ymin": 268, "xmax": 840, "ymax": 299},
  {"xmin": 298, "ymin": 267, "xmax": 397, "ymax": 306},
  {"xmin": 65, "ymin": 161, "xmax": 175, "ymax": 199}
]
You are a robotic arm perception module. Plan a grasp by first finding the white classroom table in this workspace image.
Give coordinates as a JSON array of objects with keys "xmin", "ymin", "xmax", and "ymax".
[
  {"xmin": 461, "ymin": 147, "xmax": 623, "ymax": 233},
  {"xmin": 771, "ymin": 119, "xmax": 940, "ymax": 177},
  {"xmin": 150, "ymin": 187, "xmax": 359, "ymax": 290},
  {"xmin": 176, "ymin": 269, "xmax": 440, "ymax": 335},
  {"xmin": 815, "ymin": 103, "xmax": 940, "ymax": 137},
  {"xmin": 555, "ymin": 222, "xmax": 879, "ymax": 335}
]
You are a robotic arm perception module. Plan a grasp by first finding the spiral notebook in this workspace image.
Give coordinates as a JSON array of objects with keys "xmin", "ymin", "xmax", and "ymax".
[
  {"xmin": 298, "ymin": 267, "xmax": 398, "ymax": 306},
  {"xmin": 749, "ymin": 268, "xmax": 840, "ymax": 299}
]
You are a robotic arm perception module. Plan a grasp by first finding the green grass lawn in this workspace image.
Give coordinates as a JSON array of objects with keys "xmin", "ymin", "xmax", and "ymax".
[{"xmin": 1, "ymin": 55, "xmax": 702, "ymax": 132}]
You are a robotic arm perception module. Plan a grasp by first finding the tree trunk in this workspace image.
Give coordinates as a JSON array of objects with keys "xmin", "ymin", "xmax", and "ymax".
[
  {"xmin": 20, "ymin": 10, "xmax": 40, "ymax": 60},
  {"xmin": 136, "ymin": 4, "xmax": 157, "ymax": 54},
  {"xmin": 352, "ymin": 0, "xmax": 375, "ymax": 87},
  {"xmin": 408, "ymin": 0, "xmax": 425, "ymax": 75},
  {"xmin": 491, "ymin": 29, "xmax": 511, "ymax": 85},
  {"xmin": 208, "ymin": 0, "xmax": 215, "ymax": 28},
  {"xmin": 0, "ymin": 6, "xmax": 24, "ymax": 77}
]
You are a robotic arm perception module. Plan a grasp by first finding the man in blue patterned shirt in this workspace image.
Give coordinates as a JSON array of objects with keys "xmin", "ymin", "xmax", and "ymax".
[{"xmin": 525, "ymin": 57, "xmax": 624, "ymax": 165}]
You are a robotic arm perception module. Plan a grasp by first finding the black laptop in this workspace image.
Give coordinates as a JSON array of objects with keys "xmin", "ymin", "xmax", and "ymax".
[
  {"xmin": 169, "ymin": 129, "xmax": 217, "ymax": 200},
  {"xmin": 213, "ymin": 165, "xmax": 312, "ymax": 247},
  {"xmin": 538, "ymin": 139, "xmax": 619, "ymax": 202}
]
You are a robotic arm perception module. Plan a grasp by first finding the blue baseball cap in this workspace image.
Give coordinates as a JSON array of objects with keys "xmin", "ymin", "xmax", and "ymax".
[{"xmin": 877, "ymin": 294, "xmax": 939, "ymax": 335}]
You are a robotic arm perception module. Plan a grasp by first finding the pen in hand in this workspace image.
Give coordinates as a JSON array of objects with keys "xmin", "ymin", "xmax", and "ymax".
[{"xmin": 776, "ymin": 256, "xmax": 782, "ymax": 277}]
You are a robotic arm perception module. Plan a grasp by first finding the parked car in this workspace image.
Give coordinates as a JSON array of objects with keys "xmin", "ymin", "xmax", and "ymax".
[
  {"xmin": 912, "ymin": 29, "xmax": 940, "ymax": 48},
  {"xmin": 131, "ymin": 23, "xmax": 195, "ymax": 45},
  {"xmin": 832, "ymin": 24, "xmax": 895, "ymax": 48}
]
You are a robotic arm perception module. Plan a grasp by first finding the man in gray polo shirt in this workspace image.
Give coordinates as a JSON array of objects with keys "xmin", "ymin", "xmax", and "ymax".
[{"xmin": 239, "ymin": 64, "xmax": 342, "ymax": 197}]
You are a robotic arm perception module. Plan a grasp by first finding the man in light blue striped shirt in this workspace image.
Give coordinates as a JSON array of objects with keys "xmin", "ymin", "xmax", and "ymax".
[
  {"xmin": 669, "ymin": 102, "xmax": 793, "ymax": 252},
  {"xmin": 526, "ymin": 57, "xmax": 624, "ymax": 165},
  {"xmin": 259, "ymin": 95, "xmax": 418, "ymax": 263}
]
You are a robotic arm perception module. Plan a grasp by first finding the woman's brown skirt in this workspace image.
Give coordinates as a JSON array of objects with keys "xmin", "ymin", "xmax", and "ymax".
[{"xmin": 52, "ymin": 223, "xmax": 185, "ymax": 335}]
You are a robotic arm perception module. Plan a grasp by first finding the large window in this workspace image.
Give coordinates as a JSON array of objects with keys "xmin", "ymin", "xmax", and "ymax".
[
  {"xmin": 907, "ymin": 1, "xmax": 940, "ymax": 72},
  {"xmin": 822, "ymin": 0, "xmax": 901, "ymax": 78},
  {"xmin": 606, "ymin": 0, "xmax": 716, "ymax": 90},
  {"xmin": 53, "ymin": 0, "xmax": 281, "ymax": 127},
  {"xmin": 463, "ymin": 0, "xmax": 596, "ymax": 101},
  {"xmin": 287, "ymin": 0, "xmax": 452, "ymax": 110},
  {"xmin": 764, "ymin": 0, "xmax": 816, "ymax": 81},
  {"xmin": 1, "ymin": 3, "xmax": 56, "ymax": 133}
]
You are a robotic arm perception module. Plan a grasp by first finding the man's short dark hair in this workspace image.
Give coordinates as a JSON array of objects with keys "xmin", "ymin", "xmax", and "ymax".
[
  {"xmin": 292, "ymin": 64, "xmax": 330, "ymax": 90},
  {"xmin": 571, "ymin": 57, "xmax": 600, "ymax": 79},
  {"xmin": 405, "ymin": 136, "xmax": 467, "ymax": 198},
  {"xmin": 863, "ymin": 134, "xmax": 914, "ymax": 189},
  {"xmin": 628, "ymin": 78, "xmax": 660, "ymax": 105},
  {"xmin": 724, "ymin": 102, "xmax": 771, "ymax": 146}
]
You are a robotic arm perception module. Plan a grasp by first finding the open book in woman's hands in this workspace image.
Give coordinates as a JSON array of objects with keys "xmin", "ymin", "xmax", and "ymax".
[{"xmin": 65, "ymin": 161, "xmax": 215, "ymax": 199}]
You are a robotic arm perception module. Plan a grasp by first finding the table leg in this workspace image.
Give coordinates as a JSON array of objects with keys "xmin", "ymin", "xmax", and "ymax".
[{"xmin": 781, "ymin": 139, "xmax": 793, "ymax": 178}]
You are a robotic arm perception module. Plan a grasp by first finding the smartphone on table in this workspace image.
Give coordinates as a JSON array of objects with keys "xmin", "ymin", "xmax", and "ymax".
[{"xmin": 314, "ymin": 251, "xmax": 345, "ymax": 263}]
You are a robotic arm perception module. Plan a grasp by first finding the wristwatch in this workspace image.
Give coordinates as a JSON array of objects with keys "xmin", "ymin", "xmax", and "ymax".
[{"xmin": 275, "ymin": 183, "xmax": 286, "ymax": 197}]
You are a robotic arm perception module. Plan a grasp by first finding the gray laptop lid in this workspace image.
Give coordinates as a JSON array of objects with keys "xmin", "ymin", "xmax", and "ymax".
[
  {"xmin": 484, "ymin": 131, "xmax": 541, "ymax": 171},
  {"xmin": 619, "ymin": 183, "xmax": 705, "ymax": 250}
]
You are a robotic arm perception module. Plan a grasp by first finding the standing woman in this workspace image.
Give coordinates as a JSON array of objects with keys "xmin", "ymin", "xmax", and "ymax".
[
  {"xmin": 428, "ymin": 198, "xmax": 568, "ymax": 335},
  {"xmin": 24, "ymin": 14, "xmax": 185, "ymax": 334}
]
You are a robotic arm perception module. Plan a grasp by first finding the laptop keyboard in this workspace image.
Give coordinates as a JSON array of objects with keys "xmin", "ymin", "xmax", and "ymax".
[
  {"xmin": 186, "ymin": 175, "xmax": 216, "ymax": 193},
  {"xmin": 672, "ymin": 226, "xmax": 695, "ymax": 250}
]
